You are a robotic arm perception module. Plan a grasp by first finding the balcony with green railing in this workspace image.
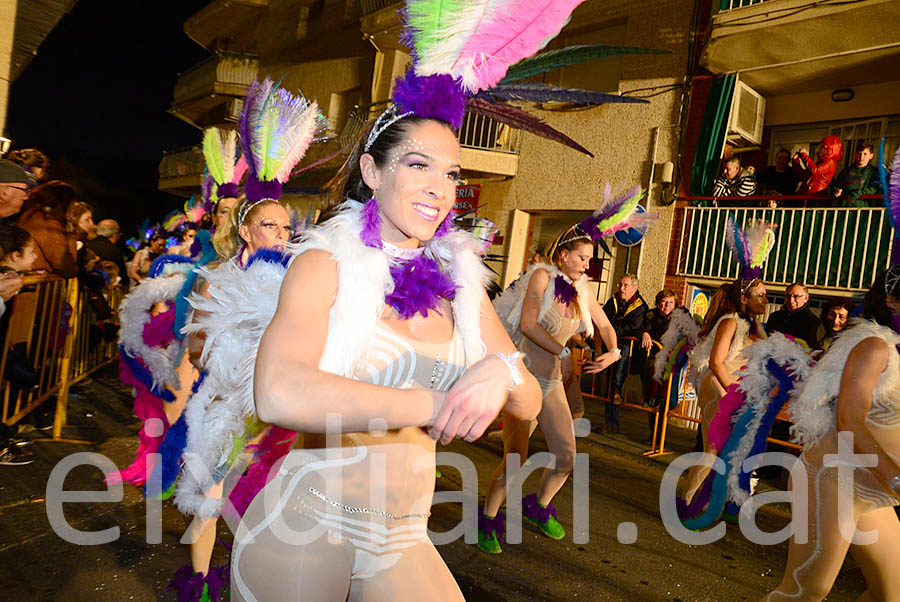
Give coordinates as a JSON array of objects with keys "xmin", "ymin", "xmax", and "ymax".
[{"xmin": 673, "ymin": 201, "xmax": 894, "ymax": 293}]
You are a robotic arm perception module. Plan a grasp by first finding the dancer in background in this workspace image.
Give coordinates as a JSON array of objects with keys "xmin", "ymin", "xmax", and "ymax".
[
  {"xmin": 479, "ymin": 187, "xmax": 650, "ymax": 553},
  {"xmin": 677, "ymin": 217, "xmax": 773, "ymax": 506}
]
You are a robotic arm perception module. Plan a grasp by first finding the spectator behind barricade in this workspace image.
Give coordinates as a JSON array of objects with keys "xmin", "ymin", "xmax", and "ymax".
[
  {"xmin": 86, "ymin": 219, "xmax": 129, "ymax": 287},
  {"xmin": 66, "ymin": 201, "xmax": 95, "ymax": 251},
  {"xmin": 758, "ymin": 149, "xmax": 800, "ymax": 203},
  {"xmin": 128, "ymin": 234, "xmax": 166, "ymax": 285},
  {"xmin": 601, "ymin": 274, "xmax": 647, "ymax": 434},
  {"xmin": 0, "ymin": 226, "xmax": 31, "ymax": 319},
  {"xmin": 0, "ymin": 159, "xmax": 36, "ymax": 225},
  {"xmin": 7, "ymin": 148, "xmax": 50, "ymax": 183},
  {"xmin": 15, "ymin": 180, "xmax": 79, "ymax": 278},
  {"xmin": 99, "ymin": 260, "xmax": 121, "ymax": 288},
  {"xmin": 817, "ymin": 296, "xmax": 855, "ymax": 352},
  {"xmin": 0, "ymin": 225, "xmax": 31, "ymax": 302},
  {"xmin": 712, "ymin": 156, "xmax": 757, "ymax": 206},
  {"xmin": 829, "ymin": 144, "xmax": 882, "ymax": 207},
  {"xmin": 640, "ymin": 289, "xmax": 676, "ymax": 445},
  {"xmin": 792, "ymin": 135, "xmax": 842, "ymax": 201},
  {"xmin": 765, "ymin": 282, "xmax": 820, "ymax": 348}
]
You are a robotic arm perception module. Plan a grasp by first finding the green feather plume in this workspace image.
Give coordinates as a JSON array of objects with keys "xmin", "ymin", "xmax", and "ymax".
[{"xmin": 500, "ymin": 44, "xmax": 669, "ymax": 85}]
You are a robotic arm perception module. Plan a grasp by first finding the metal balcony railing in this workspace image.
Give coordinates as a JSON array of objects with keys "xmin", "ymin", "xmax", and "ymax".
[
  {"xmin": 360, "ymin": 0, "xmax": 400, "ymax": 16},
  {"xmin": 173, "ymin": 52, "xmax": 259, "ymax": 103},
  {"xmin": 159, "ymin": 145, "xmax": 205, "ymax": 179},
  {"xmin": 719, "ymin": 0, "xmax": 769, "ymax": 11},
  {"xmin": 675, "ymin": 205, "xmax": 894, "ymax": 292},
  {"xmin": 340, "ymin": 103, "xmax": 524, "ymax": 155}
]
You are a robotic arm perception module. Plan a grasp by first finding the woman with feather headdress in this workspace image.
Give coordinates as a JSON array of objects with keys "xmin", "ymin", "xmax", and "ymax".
[
  {"xmin": 759, "ymin": 150, "xmax": 900, "ymax": 602},
  {"xmin": 168, "ymin": 81, "xmax": 320, "ymax": 601},
  {"xmin": 676, "ymin": 216, "xmax": 773, "ymax": 508},
  {"xmin": 477, "ymin": 186, "xmax": 649, "ymax": 554}
]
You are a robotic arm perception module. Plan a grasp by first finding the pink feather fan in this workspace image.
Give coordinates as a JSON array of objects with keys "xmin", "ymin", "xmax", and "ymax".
[{"xmin": 411, "ymin": 0, "xmax": 587, "ymax": 94}]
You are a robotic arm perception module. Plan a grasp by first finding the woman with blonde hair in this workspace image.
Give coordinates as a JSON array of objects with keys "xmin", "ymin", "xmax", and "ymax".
[{"xmin": 478, "ymin": 187, "xmax": 648, "ymax": 553}]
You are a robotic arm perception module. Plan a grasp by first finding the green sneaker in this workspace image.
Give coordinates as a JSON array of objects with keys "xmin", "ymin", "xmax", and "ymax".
[
  {"xmin": 477, "ymin": 510, "xmax": 504, "ymax": 554},
  {"xmin": 523, "ymin": 494, "xmax": 566, "ymax": 540}
]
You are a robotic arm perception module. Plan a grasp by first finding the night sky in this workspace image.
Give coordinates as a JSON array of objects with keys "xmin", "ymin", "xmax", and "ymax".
[{"xmin": 8, "ymin": 0, "xmax": 209, "ymax": 235}]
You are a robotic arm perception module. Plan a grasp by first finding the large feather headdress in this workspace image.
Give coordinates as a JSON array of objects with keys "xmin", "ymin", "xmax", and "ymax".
[
  {"xmin": 237, "ymin": 78, "xmax": 328, "ymax": 205},
  {"xmin": 367, "ymin": 1, "xmax": 668, "ymax": 156},
  {"xmin": 724, "ymin": 214, "xmax": 775, "ymax": 289},
  {"xmin": 202, "ymin": 128, "xmax": 248, "ymax": 202},
  {"xmin": 545, "ymin": 184, "xmax": 654, "ymax": 259}
]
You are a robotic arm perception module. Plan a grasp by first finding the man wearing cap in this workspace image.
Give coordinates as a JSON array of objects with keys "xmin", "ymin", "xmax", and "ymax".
[{"xmin": 0, "ymin": 159, "xmax": 35, "ymax": 224}]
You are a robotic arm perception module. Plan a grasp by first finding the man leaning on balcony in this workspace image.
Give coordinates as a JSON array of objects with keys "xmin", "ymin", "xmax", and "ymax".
[
  {"xmin": 711, "ymin": 156, "xmax": 757, "ymax": 207},
  {"xmin": 829, "ymin": 143, "xmax": 882, "ymax": 208},
  {"xmin": 764, "ymin": 282, "xmax": 820, "ymax": 348}
]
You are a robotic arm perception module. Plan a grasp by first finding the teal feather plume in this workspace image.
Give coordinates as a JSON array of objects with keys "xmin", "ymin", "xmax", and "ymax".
[{"xmin": 500, "ymin": 44, "xmax": 669, "ymax": 84}]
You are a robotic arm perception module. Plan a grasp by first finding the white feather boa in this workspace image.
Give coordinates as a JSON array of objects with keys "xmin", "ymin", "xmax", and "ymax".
[
  {"xmin": 688, "ymin": 313, "xmax": 764, "ymax": 391},
  {"xmin": 174, "ymin": 200, "xmax": 492, "ymax": 516},
  {"xmin": 789, "ymin": 319, "xmax": 900, "ymax": 446},
  {"xmin": 653, "ymin": 307, "xmax": 700, "ymax": 382},
  {"xmin": 726, "ymin": 334, "xmax": 813, "ymax": 505},
  {"xmin": 118, "ymin": 273, "xmax": 187, "ymax": 391},
  {"xmin": 492, "ymin": 262, "xmax": 593, "ymax": 344}
]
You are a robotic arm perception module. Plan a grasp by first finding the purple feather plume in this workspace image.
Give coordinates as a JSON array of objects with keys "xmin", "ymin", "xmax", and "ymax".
[
  {"xmin": 889, "ymin": 147, "xmax": 900, "ymax": 263},
  {"xmin": 360, "ymin": 198, "xmax": 382, "ymax": 248},
  {"xmin": 553, "ymin": 275, "xmax": 578, "ymax": 306},
  {"xmin": 238, "ymin": 80, "xmax": 264, "ymax": 178},
  {"xmin": 392, "ymin": 70, "xmax": 468, "ymax": 130},
  {"xmin": 386, "ymin": 253, "xmax": 458, "ymax": 319}
]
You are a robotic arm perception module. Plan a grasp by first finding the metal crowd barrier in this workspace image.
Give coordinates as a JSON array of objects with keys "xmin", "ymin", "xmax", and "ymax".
[
  {"xmin": 0, "ymin": 274, "xmax": 123, "ymax": 442},
  {"xmin": 579, "ymin": 335, "xmax": 802, "ymax": 457}
]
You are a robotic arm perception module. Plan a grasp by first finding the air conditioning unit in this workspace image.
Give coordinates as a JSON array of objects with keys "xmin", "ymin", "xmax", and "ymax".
[{"xmin": 726, "ymin": 79, "xmax": 765, "ymax": 147}]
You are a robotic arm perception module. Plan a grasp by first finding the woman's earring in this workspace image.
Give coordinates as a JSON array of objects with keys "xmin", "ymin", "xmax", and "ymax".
[{"xmin": 359, "ymin": 196, "xmax": 382, "ymax": 249}]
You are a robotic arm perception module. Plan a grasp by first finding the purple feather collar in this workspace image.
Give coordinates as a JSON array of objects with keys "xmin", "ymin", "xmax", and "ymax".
[
  {"xmin": 359, "ymin": 198, "xmax": 458, "ymax": 319},
  {"xmin": 554, "ymin": 274, "xmax": 578, "ymax": 306}
]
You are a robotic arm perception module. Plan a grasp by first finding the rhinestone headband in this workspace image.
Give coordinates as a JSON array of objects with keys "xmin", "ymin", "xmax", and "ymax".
[
  {"xmin": 363, "ymin": 105, "xmax": 413, "ymax": 154},
  {"xmin": 886, "ymin": 265, "xmax": 900, "ymax": 297},
  {"xmin": 238, "ymin": 198, "xmax": 274, "ymax": 227},
  {"xmin": 556, "ymin": 225, "xmax": 591, "ymax": 249}
]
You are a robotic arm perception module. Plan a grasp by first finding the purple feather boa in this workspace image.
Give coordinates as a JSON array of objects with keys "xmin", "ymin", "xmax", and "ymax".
[
  {"xmin": 553, "ymin": 275, "xmax": 578, "ymax": 306},
  {"xmin": 386, "ymin": 253, "xmax": 458, "ymax": 319},
  {"xmin": 142, "ymin": 304, "xmax": 176, "ymax": 348},
  {"xmin": 168, "ymin": 563, "xmax": 229, "ymax": 602},
  {"xmin": 359, "ymin": 198, "xmax": 458, "ymax": 319},
  {"xmin": 392, "ymin": 70, "xmax": 467, "ymax": 130},
  {"xmin": 677, "ymin": 476, "xmax": 713, "ymax": 521},
  {"xmin": 523, "ymin": 493, "xmax": 558, "ymax": 523}
]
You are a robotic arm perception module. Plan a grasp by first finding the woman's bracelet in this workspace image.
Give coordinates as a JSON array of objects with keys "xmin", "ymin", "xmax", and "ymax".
[
  {"xmin": 495, "ymin": 351, "xmax": 523, "ymax": 392},
  {"xmin": 558, "ymin": 346, "xmax": 571, "ymax": 360},
  {"xmin": 890, "ymin": 475, "xmax": 900, "ymax": 496},
  {"xmin": 610, "ymin": 347, "xmax": 622, "ymax": 360}
]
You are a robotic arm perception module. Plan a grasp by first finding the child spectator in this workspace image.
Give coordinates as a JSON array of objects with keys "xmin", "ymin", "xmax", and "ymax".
[
  {"xmin": 0, "ymin": 226, "xmax": 37, "ymax": 274},
  {"xmin": 829, "ymin": 144, "xmax": 881, "ymax": 207}
]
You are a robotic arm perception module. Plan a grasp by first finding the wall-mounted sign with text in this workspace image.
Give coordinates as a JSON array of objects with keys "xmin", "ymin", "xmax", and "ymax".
[{"xmin": 454, "ymin": 184, "xmax": 481, "ymax": 216}]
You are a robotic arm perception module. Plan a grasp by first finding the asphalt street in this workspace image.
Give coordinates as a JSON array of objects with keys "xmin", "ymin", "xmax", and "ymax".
[{"xmin": 0, "ymin": 367, "xmax": 868, "ymax": 601}]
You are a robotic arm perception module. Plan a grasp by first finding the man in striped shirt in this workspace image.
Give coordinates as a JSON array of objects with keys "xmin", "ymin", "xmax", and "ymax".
[{"xmin": 712, "ymin": 156, "xmax": 758, "ymax": 206}]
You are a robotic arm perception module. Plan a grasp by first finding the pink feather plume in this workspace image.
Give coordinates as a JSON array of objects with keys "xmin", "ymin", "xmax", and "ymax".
[{"xmin": 452, "ymin": 0, "xmax": 587, "ymax": 93}]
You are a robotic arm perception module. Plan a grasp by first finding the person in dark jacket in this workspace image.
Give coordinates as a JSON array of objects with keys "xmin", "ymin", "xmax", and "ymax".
[
  {"xmin": 640, "ymin": 290, "xmax": 676, "ymax": 445},
  {"xmin": 765, "ymin": 282, "xmax": 819, "ymax": 348},
  {"xmin": 85, "ymin": 219, "xmax": 129, "ymax": 287},
  {"xmin": 601, "ymin": 274, "xmax": 647, "ymax": 433}
]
